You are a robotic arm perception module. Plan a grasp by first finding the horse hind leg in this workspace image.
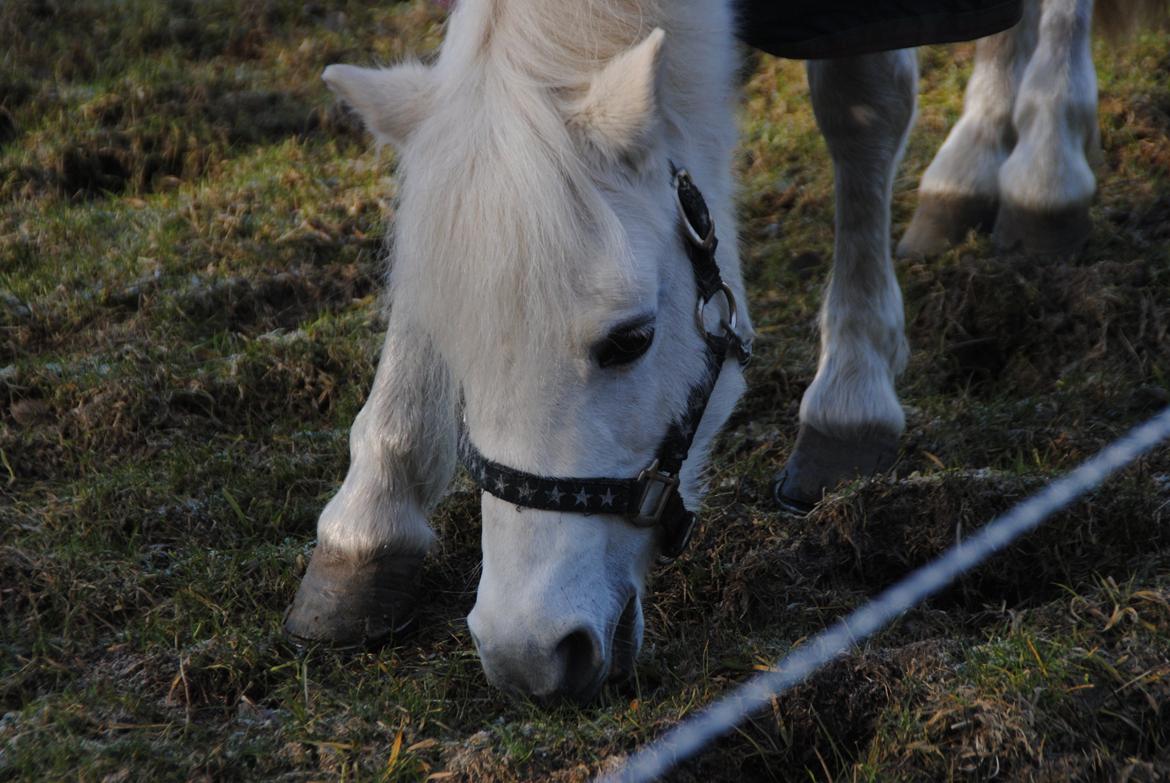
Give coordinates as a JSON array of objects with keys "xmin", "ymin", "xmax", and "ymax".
[
  {"xmin": 284, "ymin": 313, "xmax": 456, "ymax": 648},
  {"xmin": 993, "ymin": 0, "xmax": 1099, "ymax": 255},
  {"xmin": 897, "ymin": 2, "xmax": 1041, "ymax": 258},
  {"xmin": 773, "ymin": 50, "xmax": 917, "ymax": 514}
]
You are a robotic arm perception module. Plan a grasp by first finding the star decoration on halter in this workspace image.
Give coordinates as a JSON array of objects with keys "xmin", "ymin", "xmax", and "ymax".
[
  {"xmin": 574, "ymin": 488, "xmax": 590, "ymax": 507},
  {"xmin": 546, "ymin": 485, "xmax": 564, "ymax": 503},
  {"xmin": 600, "ymin": 488, "xmax": 616, "ymax": 508}
]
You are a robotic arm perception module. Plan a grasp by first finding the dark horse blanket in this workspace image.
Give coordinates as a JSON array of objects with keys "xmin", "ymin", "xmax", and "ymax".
[{"xmin": 737, "ymin": 0, "xmax": 1023, "ymax": 59}]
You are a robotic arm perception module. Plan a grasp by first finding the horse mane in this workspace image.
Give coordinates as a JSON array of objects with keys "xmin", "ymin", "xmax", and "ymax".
[{"xmin": 443, "ymin": 0, "xmax": 670, "ymax": 85}]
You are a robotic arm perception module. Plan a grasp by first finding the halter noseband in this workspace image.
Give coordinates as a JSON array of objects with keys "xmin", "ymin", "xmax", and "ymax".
[{"xmin": 460, "ymin": 166, "xmax": 752, "ymax": 563}]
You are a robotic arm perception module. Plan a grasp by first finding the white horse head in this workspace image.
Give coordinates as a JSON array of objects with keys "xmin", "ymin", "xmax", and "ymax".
[{"xmin": 325, "ymin": 0, "xmax": 748, "ymax": 700}]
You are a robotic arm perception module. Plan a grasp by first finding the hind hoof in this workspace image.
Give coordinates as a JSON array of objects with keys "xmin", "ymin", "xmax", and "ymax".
[
  {"xmin": 992, "ymin": 201, "xmax": 1091, "ymax": 256},
  {"xmin": 284, "ymin": 544, "xmax": 423, "ymax": 651},
  {"xmin": 896, "ymin": 192, "xmax": 998, "ymax": 259},
  {"xmin": 772, "ymin": 424, "xmax": 900, "ymax": 515}
]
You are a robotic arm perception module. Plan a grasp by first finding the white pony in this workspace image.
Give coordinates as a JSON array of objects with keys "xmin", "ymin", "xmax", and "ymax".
[{"xmin": 284, "ymin": 0, "xmax": 1164, "ymax": 701}]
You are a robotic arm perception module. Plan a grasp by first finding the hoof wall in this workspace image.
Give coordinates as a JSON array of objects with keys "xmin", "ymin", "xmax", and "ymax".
[
  {"xmin": 284, "ymin": 545, "xmax": 423, "ymax": 651},
  {"xmin": 773, "ymin": 425, "xmax": 900, "ymax": 514},
  {"xmin": 896, "ymin": 192, "xmax": 998, "ymax": 259},
  {"xmin": 992, "ymin": 202, "xmax": 1091, "ymax": 257}
]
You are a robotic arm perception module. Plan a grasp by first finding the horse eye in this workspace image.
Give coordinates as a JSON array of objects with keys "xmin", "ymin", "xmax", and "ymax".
[{"xmin": 595, "ymin": 325, "xmax": 655, "ymax": 368}]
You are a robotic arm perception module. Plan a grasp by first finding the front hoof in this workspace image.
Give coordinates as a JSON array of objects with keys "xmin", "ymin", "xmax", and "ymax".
[
  {"xmin": 284, "ymin": 544, "xmax": 423, "ymax": 651},
  {"xmin": 992, "ymin": 201, "xmax": 1091, "ymax": 256},
  {"xmin": 772, "ymin": 425, "xmax": 900, "ymax": 515},
  {"xmin": 896, "ymin": 192, "xmax": 998, "ymax": 259}
]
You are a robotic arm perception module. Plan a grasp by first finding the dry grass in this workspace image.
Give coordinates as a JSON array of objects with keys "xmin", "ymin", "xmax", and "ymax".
[{"xmin": 2, "ymin": 2, "xmax": 1169, "ymax": 780}]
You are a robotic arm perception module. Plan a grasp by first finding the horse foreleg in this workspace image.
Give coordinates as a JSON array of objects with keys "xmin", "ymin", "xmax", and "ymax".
[
  {"xmin": 993, "ymin": 0, "xmax": 1098, "ymax": 254},
  {"xmin": 773, "ymin": 50, "xmax": 917, "ymax": 514},
  {"xmin": 284, "ymin": 312, "xmax": 457, "ymax": 647},
  {"xmin": 898, "ymin": 1, "xmax": 1041, "ymax": 258}
]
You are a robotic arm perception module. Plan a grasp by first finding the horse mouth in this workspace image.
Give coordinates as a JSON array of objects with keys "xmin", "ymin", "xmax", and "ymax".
[{"xmin": 608, "ymin": 593, "xmax": 642, "ymax": 683}]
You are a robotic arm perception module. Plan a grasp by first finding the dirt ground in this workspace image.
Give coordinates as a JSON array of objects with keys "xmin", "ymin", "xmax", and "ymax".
[{"xmin": 2, "ymin": 1, "xmax": 1169, "ymax": 780}]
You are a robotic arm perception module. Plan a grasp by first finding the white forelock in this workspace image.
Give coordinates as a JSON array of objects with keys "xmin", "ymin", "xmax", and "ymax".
[{"xmin": 388, "ymin": 0, "xmax": 741, "ymax": 392}]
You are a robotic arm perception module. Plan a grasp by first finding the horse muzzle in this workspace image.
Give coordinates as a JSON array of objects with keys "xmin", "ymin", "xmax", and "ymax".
[{"xmin": 468, "ymin": 589, "xmax": 643, "ymax": 703}]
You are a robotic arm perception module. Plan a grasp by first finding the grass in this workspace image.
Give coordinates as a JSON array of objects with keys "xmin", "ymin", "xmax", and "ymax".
[{"xmin": 3, "ymin": 1, "xmax": 1169, "ymax": 780}]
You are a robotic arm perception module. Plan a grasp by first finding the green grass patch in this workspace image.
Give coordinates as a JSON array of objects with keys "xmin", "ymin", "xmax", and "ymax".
[{"xmin": 3, "ymin": 1, "xmax": 1169, "ymax": 780}]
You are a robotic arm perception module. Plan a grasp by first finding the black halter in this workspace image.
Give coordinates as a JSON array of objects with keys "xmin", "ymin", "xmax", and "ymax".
[{"xmin": 460, "ymin": 166, "xmax": 752, "ymax": 563}]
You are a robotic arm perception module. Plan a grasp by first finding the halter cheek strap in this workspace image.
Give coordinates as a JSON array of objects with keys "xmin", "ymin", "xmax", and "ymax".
[{"xmin": 460, "ymin": 165, "xmax": 751, "ymax": 564}]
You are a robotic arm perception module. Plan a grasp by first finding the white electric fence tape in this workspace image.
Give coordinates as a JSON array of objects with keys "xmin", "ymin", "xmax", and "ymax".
[{"xmin": 601, "ymin": 406, "xmax": 1170, "ymax": 783}]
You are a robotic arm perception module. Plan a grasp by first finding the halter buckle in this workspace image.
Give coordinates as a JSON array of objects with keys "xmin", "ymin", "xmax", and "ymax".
[{"xmin": 633, "ymin": 459, "xmax": 680, "ymax": 527}]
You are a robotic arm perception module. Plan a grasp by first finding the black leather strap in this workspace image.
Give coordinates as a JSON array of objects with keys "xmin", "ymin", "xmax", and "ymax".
[
  {"xmin": 461, "ymin": 442, "xmax": 644, "ymax": 516},
  {"xmin": 673, "ymin": 165, "xmax": 724, "ymax": 301},
  {"xmin": 460, "ymin": 440, "xmax": 700, "ymax": 561}
]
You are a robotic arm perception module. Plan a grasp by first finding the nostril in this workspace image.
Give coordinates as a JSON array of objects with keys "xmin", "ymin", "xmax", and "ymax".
[{"xmin": 555, "ymin": 627, "xmax": 603, "ymax": 697}]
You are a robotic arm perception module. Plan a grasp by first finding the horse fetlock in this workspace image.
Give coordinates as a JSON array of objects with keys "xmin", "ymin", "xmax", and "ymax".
[
  {"xmin": 803, "ymin": 333, "xmax": 907, "ymax": 421},
  {"xmin": 897, "ymin": 190, "xmax": 999, "ymax": 258},
  {"xmin": 993, "ymin": 119, "xmax": 1096, "ymax": 255},
  {"xmin": 772, "ymin": 423, "xmax": 901, "ymax": 515},
  {"xmin": 284, "ymin": 543, "xmax": 425, "ymax": 649},
  {"xmin": 314, "ymin": 469, "xmax": 439, "ymax": 555}
]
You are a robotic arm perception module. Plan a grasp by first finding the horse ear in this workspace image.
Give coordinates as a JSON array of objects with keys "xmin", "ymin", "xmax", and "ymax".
[
  {"xmin": 565, "ymin": 28, "xmax": 665, "ymax": 160},
  {"xmin": 322, "ymin": 62, "xmax": 434, "ymax": 147}
]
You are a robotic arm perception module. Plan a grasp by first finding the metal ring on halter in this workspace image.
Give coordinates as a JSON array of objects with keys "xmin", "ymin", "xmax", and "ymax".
[
  {"xmin": 673, "ymin": 170, "xmax": 716, "ymax": 249},
  {"xmin": 695, "ymin": 282, "xmax": 738, "ymax": 336}
]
